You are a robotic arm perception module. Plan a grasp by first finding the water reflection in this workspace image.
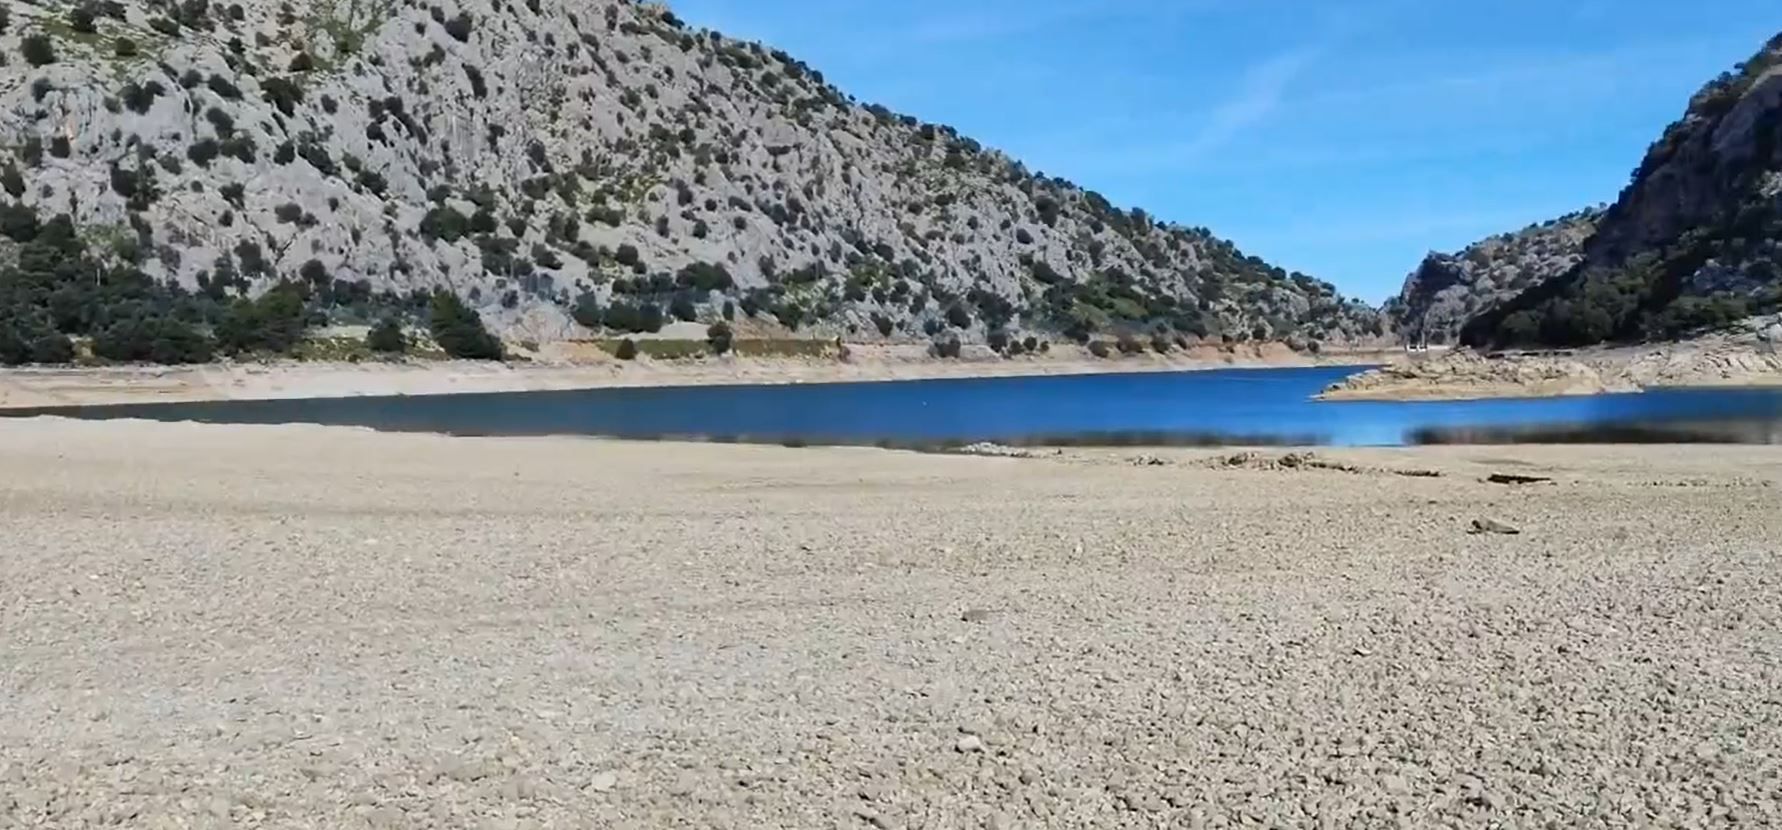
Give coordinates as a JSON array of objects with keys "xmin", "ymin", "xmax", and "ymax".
[{"xmin": 1413, "ymin": 418, "xmax": 1782, "ymax": 445}]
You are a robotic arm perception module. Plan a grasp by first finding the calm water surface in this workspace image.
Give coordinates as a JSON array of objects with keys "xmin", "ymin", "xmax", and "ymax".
[{"xmin": 11, "ymin": 366, "xmax": 1782, "ymax": 446}]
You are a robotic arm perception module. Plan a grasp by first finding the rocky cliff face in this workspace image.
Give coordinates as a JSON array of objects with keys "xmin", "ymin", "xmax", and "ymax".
[
  {"xmin": 0, "ymin": 0, "xmax": 1380, "ymax": 347},
  {"xmin": 1383, "ymin": 209, "xmax": 1599, "ymax": 345},
  {"xmin": 1462, "ymin": 32, "xmax": 1782, "ymax": 348}
]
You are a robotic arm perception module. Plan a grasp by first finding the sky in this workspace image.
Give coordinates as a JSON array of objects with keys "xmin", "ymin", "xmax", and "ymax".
[{"xmin": 667, "ymin": 0, "xmax": 1781, "ymax": 303}]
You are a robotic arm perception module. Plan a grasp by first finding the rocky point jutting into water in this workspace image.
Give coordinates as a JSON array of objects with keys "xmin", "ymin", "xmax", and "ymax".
[
  {"xmin": 1319, "ymin": 323, "xmax": 1782, "ymax": 401},
  {"xmin": 0, "ymin": 0, "xmax": 1381, "ymax": 367}
]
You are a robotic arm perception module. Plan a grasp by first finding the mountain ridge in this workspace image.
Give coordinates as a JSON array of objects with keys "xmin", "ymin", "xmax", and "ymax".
[
  {"xmin": 1457, "ymin": 32, "xmax": 1782, "ymax": 348},
  {"xmin": 0, "ymin": 0, "xmax": 1382, "ymax": 365},
  {"xmin": 1383, "ymin": 207, "xmax": 1602, "ymax": 346}
]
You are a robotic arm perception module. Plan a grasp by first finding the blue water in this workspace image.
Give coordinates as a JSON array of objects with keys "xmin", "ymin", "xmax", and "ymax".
[{"xmin": 10, "ymin": 366, "xmax": 1782, "ymax": 446}]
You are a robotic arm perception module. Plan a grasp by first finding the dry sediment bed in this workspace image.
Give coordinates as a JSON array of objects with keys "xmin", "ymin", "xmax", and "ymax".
[{"xmin": 2, "ymin": 419, "xmax": 1781, "ymax": 828}]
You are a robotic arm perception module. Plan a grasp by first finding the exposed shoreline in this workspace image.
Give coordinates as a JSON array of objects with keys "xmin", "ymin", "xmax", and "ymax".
[
  {"xmin": 1318, "ymin": 330, "xmax": 1782, "ymax": 401},
  {"xmin": 4, "ymin": 418, "xmax": 1780, "ymax": 826},
  {"xmin": 0, "ymin": 341, "xmax": 1390, "ymax": 410}
]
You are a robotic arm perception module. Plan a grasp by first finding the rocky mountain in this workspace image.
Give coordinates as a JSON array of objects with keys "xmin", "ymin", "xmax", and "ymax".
[
  {"xmin": 1383, "ymin": 208, "xmax": 1600, "ymax": 346},
  {"xmin": 1461, "ymin": 32, "xmax": 1782, "ymax": 348},
  {"xmin": 0, "ymin": 0, "xmax": 1381, "ymax": 363}
]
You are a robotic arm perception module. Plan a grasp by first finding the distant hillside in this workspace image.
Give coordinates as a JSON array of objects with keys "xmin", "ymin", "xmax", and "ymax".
[
  {"xmin": 1461, "ymin": 32, "xmax": 1782, "ymax": 348},
  {"xmin": 1383, "ymin": 208, "xmax": 1601, "ymax": 346},
  {"xmin": 0, "ymin": 0, "xmax": 1381, "ymax": 366}
]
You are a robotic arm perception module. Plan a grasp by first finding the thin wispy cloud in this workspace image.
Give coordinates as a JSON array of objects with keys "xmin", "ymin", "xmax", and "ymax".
[
  {"xmin": 1175, "ymin": 48, "xmax": 1319, "ymax": 161},
  {"xmin": 899, "ymin": 4, "xmax": 1097, "ymax": 45},
  {"xmin": 1026, "ymin": 45, "xmax": 1324, "ymax": 175},
  {"xmin": 1029, "ymin": 35, "xmax": 1722, "ymax": 180}
]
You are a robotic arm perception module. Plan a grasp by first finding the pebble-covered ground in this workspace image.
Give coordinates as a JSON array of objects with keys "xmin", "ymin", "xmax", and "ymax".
[{"xmin": 3, "ymin": 419, "xmax": 1780, "ymax": 828}]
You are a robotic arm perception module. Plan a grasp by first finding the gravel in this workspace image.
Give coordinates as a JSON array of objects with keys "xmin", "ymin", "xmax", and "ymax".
[{"xmin": 2, "ymin": 418, "xmax": 1780, "ymax": 828}]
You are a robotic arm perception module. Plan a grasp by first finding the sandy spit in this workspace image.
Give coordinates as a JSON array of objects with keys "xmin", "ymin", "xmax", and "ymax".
[
  {"xmin": 0, "ymin": 342, "xmax": 1388, "ymax": 410},
  {"xmin": 2, "ymin": 418, "xmax": 1781, "ymax": 827}
]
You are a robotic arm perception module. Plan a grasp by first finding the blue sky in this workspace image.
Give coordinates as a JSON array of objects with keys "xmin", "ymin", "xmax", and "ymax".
[{"xmin": 668, "ymin": 0, "xmax": 1780, "ymax": 302}]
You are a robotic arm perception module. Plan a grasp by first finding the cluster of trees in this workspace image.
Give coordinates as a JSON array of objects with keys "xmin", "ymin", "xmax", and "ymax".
[
  {"xmin": 1032, "ymin": 268, "xmax": 1218, "ymax": 344},
  {"xmin": 1485, "ymin": 280, "xmax": 1769, "ymax": 348},
  {"xmin": 573, "ymin": 294, "xmax": 665, "ymax": 334},
  {"xmin": 1465, "ymin": 212, "xmax": 1781, "ymax": 348},
  {"xmin": 0, "ymin": 206, "xmax": 503, "ymax": 365},
  {"xmin": 0, "ymin": 210, "xmax": 217, "ymax": 366},
  {"xmin": 570, "ymin": 261, "xmax": 744, "ymax": 334},
  {"xmin": 426, "ymin": 292, "xmax": 503, "ymax": 359},
  {"xmin": 561, "ymin": 253, "xmax": 1265, "ymax": 352}
]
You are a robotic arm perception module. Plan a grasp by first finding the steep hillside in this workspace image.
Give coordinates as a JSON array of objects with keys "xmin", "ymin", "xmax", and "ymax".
[
  {"xmin": 0, "ymin": 0, "xmax": 1380, "ymax": 364},
  {"xmin": 1383, "ymin": 208, "xmax": 1600, "ymax": 345},
  {"xmin": 1462, "ymin": 33, "xmax": 1782, "ymax": 348}
]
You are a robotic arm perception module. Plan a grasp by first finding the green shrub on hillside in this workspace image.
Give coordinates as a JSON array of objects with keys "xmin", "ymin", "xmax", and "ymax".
[
  {"xmin": 571, "ymin": 292, "xmax": 603, "ymax": 329},
  {"xmin": 366, "ymin": 317, "xmax": 407, "ymax": 353},
  {"xmin": 428, "ymin": 291, "xmax": 502, "ymax": 359},
  {"xmin": 602, "ymin": 300, "xmax": 665, "ymax": 334},
  {"xmin": 20, "ymin": 35, "xmax": 55, "ymax": 67},
  {"xmin": 215, "ymin": 283, "xmax": 308, "ymax": 355},
  {"xmin": 94, "ymin": 318, "xmax": 214, "ymax": 364},
  {"xmin": 0, "ymin": 208, "xmax": 218, "ymax": 366},
  {"xmin": 0, "ymin": 316, "xmax": 72, "ymax": 365},
  {"xmin": 945, "ymin": 304, "xmax": 972, "ymax": 329},
  {"xmin": 706, "ymin": 321, "xmax": 732, "ymax": 354}
]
